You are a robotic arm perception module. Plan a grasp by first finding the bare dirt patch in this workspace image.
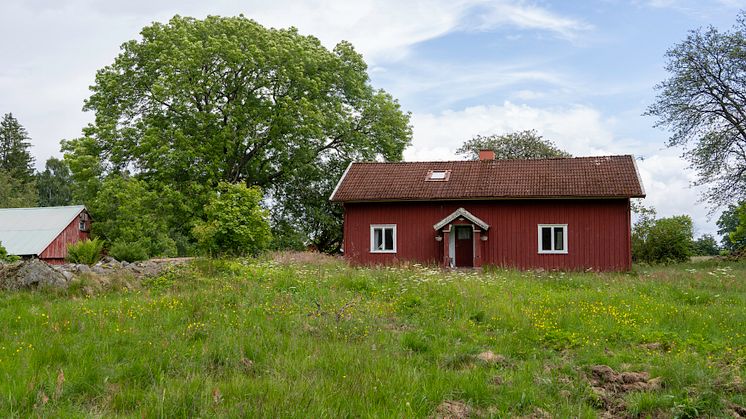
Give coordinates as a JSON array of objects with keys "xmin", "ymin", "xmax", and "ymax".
[
  {"xmin": 476, "ymin": 351, "xmax": 507, "ymax": 365},
  {"xmin": 432, "ymin": 400, "xmax": 471, "ymax": 419},
  {"xmin": 516, "ymin": 407, "xmax": 552, "ymax": 418},
  {"xmin": 587, "ymin": 365, "xmax": 662, "ymax": 416},
  {"xmin": 639, "ymin": 342, "xmax": 667, "ymax": 351},
  {"xmin": 727, "ymin": 402, "xmax": 746, "ymax": 418}
]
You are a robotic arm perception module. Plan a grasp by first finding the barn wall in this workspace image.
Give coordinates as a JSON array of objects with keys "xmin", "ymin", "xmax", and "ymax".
[
  {"xmin": 343, "ymin": 199, "xmax": 632, "ymax": 271},
  {"xmin": 39, "ymin": 212, "xmax": 90, "ymax": 263}
]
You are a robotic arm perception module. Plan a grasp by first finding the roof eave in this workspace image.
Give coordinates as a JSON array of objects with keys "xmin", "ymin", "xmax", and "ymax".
[
  {"xmin": 335, "ymin": 195, "xmax": 644, "ymax": 203},
  {"xmin": 329, "ymin": 162, "xmax": 353, "ymax": 202},
  {"xmin": 630, "ymin": 155, "xmax": 647, "ymax": 198}
]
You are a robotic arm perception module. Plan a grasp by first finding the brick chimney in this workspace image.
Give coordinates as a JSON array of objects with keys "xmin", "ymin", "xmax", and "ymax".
[{"xmin": 479, "ymin": 149, "xmax": 496, "ymax": 161}]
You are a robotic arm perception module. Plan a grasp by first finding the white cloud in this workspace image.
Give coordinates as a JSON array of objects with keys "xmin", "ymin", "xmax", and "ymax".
[
  {"xmin": 470, "ymin": 2, "xmax": 593, "ymax": 40},
  {"xmin": 380, "ymin": 62, "xmax": 568, "ymax": 108},
  {"xmin": 408, "ymin": 101, "xmax": 637, "ymax": 160},
  {"xmin": 407, "ymin": 102, "xmax": 719, "ymax": 236},
  {"xmin": 640, "ymin": 0, "xmax": 746, "ymax": 18},
  {"xmin": 0, "ymin": 0, "xmax": 590, "ymax": 170}
]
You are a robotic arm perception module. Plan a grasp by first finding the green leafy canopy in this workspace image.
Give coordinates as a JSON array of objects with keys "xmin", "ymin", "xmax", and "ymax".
[
  {"xmin": 64, "ymin": 15, "xmax": 412, "ymax": 252},
  {"xmin": 646, "ymin": 14, "xmax": 746, "ymax": 206},
  {"xmin": 456, "ymin": 130, "xmax": 571, "ymax": 160}
]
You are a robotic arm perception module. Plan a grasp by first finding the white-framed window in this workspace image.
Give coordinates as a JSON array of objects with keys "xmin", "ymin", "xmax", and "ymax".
[
  {"xmin": 538, "ymin": 224, "xmax": 568, "ymax": 254},
  {"xmin": 370, "ymin": 224, "xmax": 396, "ymax": 253}
]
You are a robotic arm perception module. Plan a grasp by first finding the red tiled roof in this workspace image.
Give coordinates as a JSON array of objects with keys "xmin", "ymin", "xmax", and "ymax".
[{"xmin": 330, "ymin": 155, "xmax": 645, "ymax": 202}]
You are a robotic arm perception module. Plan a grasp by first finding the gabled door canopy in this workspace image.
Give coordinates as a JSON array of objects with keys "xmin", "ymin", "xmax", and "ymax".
[{"xmin": 433, "ymin": 207, "xmax": 490, "ymax": 231}]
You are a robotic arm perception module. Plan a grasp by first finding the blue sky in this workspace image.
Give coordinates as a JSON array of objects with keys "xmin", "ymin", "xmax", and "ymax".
[{"xmin": 0, "ymin": 0, "xmax": 743, "ymax": 237}]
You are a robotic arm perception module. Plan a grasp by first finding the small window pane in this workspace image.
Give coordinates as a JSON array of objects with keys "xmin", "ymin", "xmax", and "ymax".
[
  {"xmin": 541, "ymin": 227, "xmax": 552, "ymax": 251},
  {"xmin": 554, "ymin": 228, "xmax": 564, "ymax": 251},
  {"xmin": 384, "ymin": 228, "xmax": 394, "ymax": 250},
  {"xmin": 374, "ymin": 229, "xmax": 383, "ymax": 250},
  {"xmin": 457, "ymin": 227, "xmax": 472, "ymax": 240},
  {"xmin": 430, "ymin": 171, "xmax": 446, "ymax": 179}
]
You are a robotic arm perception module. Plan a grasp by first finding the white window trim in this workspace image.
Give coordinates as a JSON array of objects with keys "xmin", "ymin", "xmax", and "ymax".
[
  {"xmin": 537, "ymin": 224, "xmax": 568, "ymax": 254},
  {"xmin": 370, "ymin": 224, "xmax": 397, "ymax": 253}
]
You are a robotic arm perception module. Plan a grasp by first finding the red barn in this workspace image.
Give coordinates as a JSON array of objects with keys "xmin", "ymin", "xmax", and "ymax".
[
  {"xmin": 330, "ymin": 154, "xmax": 645, "ymax": 271},
  {"xmin": 0, "ymin": 205, "xmax": 91, "ymax": 264}
]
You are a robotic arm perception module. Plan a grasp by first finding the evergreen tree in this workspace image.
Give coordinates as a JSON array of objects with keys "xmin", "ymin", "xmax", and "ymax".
[
  {"xmin": 0, "ymin": 169, "xmax": 37, "ymax": 207},
  {"xmin": 0, "ymin": 113, "xmax": 35, "ymax": 184}
]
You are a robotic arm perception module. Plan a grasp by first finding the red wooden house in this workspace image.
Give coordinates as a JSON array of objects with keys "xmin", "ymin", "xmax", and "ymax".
[
  {"xmin": 0, "ymin": 205, "xmax": 91, "ymax": 264},
  {"xmin": 330, "ymin": 153, "xmax": 645, "ymax": 271}
]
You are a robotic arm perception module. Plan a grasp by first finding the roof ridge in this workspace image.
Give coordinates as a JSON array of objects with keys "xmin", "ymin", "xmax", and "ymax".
[
  {"xmin": 350, "ymin": 155, "xmax": 634, "ymax": 165},
  {"xmin": 0, "ymin": 205, "xmax": 85, "ymax": 212}
]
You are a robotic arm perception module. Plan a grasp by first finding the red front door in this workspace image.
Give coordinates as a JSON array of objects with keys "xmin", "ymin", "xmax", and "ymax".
[{"xmin": 454, "ymin": 226, "xmax": 473, "ymax": 267}]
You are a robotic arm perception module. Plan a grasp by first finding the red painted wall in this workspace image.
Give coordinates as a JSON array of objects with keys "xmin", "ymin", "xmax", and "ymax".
[
  {"xmin": 343, "ymin": 199, "xmax": 632, "ymax": 271},
  {"xmin": 39, "ymin": 212, "xmax": 90, "ymax": 264}
]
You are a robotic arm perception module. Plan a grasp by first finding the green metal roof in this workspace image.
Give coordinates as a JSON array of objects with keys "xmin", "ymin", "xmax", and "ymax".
[{"xmin": 0, "ymin": 205, "xmax": 86, "ymax": 256}]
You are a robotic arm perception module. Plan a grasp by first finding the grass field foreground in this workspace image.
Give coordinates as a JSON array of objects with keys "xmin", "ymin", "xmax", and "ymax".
[{"xmin": 0, "ymin": 254, "xmax": 744, "ymax": 417}]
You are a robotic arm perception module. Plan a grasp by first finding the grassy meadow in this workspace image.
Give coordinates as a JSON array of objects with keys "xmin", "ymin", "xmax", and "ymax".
[{"xmin": 0, "ymin": 254, "xmax": 744, "ymax": 418}]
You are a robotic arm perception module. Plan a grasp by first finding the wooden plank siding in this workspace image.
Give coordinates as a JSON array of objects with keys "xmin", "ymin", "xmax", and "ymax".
[
  {"xmin": 343, "ymin": 199, "xmax": 632, "ymax": 271},
  {"xmin": 38, "ymin": 213, "xmax": 90, "ymax": 264}
]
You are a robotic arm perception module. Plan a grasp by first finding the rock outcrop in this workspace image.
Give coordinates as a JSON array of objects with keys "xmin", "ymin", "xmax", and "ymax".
[
  {"xmin": 1, "ymin": 257, "xmax": 189, "ymax": 290},
  {"xmin": 0, "ymin": 259, "xmax": 69, "ymax": 290}
]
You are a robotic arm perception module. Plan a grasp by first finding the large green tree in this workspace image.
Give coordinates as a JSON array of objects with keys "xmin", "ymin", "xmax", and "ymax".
[
  {"xmin": 456, "ymin": 130, "xmax": 571, "ymax": 160},
  {"xmin": 66, "ymin": 15, "xmax": 411, "ymax": 251},
  {"xmin": 0, "ymin": 113, "xmax": 35, "ymax": 184},
  {"xmin": 646, "ymin": 14, "xmax": 746, "ymax": 206},
  {"xmin": 36, "ymin": 157, "xmax": 74, "ymax": 207},
  {"xmin": 270, "ymin": 157, "xmax": 345, "ymax": 253}
]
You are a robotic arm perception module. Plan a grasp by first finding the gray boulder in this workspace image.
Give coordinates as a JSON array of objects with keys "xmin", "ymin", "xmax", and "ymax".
[{"xmin": 0, "ymin": 259, "xmax": 69, "ymax": 290}]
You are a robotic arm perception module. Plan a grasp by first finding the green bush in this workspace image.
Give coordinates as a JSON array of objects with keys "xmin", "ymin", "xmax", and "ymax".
[
  {"xmin": 193, "ymin": 182, "xmax": 272, "ymax": 256},
  {"xmin": 108, "ymin": 240, "xmax": 150, "ymax": 262},
  {"xmin": 66, "ymin": 238, "xmax": 104, "ymax": 265},
  {"xmin": 0, "ymin": 241, "xmax": 19, "ymax": 263},
  {"xmin": 633, "ymin": 214, "xmax": 693, "ymax": 264}
]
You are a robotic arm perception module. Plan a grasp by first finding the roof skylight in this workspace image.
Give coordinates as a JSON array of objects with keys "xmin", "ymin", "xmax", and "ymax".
[{"xmin": 426, "ymin": 170, "xmax": 450, "ymax": 181}]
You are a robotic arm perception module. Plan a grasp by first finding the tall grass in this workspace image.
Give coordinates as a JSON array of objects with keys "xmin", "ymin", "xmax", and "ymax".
[{"xmin": 0, "ymin": 257, "xmax": 743, "ymax": 417}]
